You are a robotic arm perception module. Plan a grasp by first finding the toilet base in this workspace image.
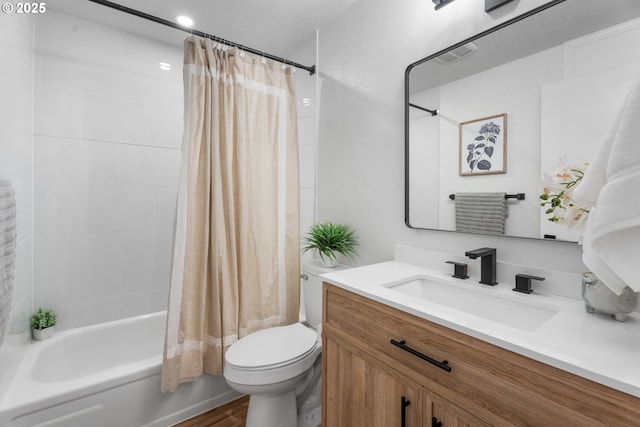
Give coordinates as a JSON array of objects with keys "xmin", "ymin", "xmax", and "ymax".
[
  {"xmin": 298, "ymin": 405, "xmax": 321, "ymax": 427},
  {"xmin": 297, "ymin": 360, "xmax": 322, "ymax": 427},
  {"xmin": 246, "ymin": 390, "xmax": 297, "ymax": 427}
]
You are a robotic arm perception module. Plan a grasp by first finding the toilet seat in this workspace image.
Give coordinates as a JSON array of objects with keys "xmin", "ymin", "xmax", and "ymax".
[
  {"xmin": 224, "ymin": 323, "xmax": 322, "ymax": 386},
  {"xmin": 225, "ymin": 323, "xmax": 318, "ymax": 371}
]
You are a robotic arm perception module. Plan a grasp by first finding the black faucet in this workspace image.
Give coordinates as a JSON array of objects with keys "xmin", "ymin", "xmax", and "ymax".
[{"xmin": 465, "ymin": 247, "xmax": 497, "ymax": 286}]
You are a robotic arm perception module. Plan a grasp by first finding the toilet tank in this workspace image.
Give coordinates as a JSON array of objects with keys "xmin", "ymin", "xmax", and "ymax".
[{"xmin": 300, "ymin": 262, "xmax": 349, "ymax": 328}]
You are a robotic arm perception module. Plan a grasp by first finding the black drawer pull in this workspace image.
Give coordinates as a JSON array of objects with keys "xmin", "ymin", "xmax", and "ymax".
[
  {"xmin": 401, "ymin": 396, "xmax": 411, "ymax": 427},
  {"xmin": 390, "ymin": 339, "xmax": 452, "ymax": 372}
]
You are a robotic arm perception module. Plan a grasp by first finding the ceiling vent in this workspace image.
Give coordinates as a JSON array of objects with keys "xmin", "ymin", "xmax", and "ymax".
[{"xmin": 435, "ymin": 42, "xmax": 478, "ymax": 64}]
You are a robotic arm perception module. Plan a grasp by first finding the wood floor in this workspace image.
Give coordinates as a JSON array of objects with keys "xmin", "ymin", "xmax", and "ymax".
[{"xmin": 173, "ymin": 396, "xmax": 249, "ymax": 427}]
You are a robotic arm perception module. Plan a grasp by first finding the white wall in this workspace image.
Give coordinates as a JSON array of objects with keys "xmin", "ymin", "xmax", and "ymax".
[
  {"xmin": 0, "ymin": 13, "xmax": 34, "ymax": 348},
  {"xmin": 317, "ymin": 0, "xmax": 587, "ymax": 286},
  {"xmin": 33, "ymin": 12, "xmax": 183, "ymax": 330}
]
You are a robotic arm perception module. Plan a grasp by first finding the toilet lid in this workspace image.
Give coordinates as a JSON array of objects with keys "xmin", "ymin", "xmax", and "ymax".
[{"xmin": 225, "ymin": 323, "xmax": 318, "ymax": 369}]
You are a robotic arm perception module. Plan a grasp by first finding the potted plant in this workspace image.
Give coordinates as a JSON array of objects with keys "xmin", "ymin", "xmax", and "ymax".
[
  {"xmin": 31, "ymin": 308, "xmax": 57, "ymax": 341},
  {"xmin": 301, "ymin": 222, "xmax": 358, "ymax": 268}
]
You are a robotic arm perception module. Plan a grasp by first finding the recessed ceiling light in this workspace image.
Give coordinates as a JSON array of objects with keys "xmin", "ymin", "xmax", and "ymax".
[
  {"xmin": 176, "ymin": 15, "xmax": 194, "ymax": 27},
  {"xmin": 159, "ymin": 62, "xmax": 172, "ymax": 71}
]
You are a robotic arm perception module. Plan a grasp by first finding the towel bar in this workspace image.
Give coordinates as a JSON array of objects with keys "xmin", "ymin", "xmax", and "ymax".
[{"xmin": 449, "ymin": 193, "xmax": 525, "ymax": 200}]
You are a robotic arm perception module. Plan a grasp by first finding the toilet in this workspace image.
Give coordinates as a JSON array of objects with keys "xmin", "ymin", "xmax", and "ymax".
[{"xmin": 223, "ymin": 262, "xmax": 341, "ymax": 427}]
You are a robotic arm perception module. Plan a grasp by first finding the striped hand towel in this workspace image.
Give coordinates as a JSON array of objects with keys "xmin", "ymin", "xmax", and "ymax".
[{"xmin": 454, "ymin": 192, "xmax": 508, "ymax": 235}]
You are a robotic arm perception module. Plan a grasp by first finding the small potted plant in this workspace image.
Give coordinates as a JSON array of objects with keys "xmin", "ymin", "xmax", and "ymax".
[
  {"xmin": 31, "ymin": 308, "xmax": 57, "ymax": 341},
  {"xmin": 301, "ymin": 222, "xmax": 358, "ymax": 268}
]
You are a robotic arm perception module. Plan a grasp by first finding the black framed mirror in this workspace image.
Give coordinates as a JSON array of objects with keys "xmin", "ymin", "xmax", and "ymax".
[{"xmin": 405, "ymin": 0, "xmax": 640, "ymax": 241}]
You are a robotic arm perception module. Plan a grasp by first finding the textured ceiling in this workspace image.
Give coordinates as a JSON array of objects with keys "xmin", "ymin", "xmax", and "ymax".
[{"xmin": 48, "ymin": 0, "xmax": 359, "ymax": 57}]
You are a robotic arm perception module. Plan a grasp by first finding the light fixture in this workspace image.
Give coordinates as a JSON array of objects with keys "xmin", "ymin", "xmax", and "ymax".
[
  {"xmin": 159, "ymin": 62, "xmax": 172, "ymax": 71},
  {"xmin": 176, "ymin": 15, "xmax": 193, "ymax": 27},
  {"xmin": 432, "ymin": 0, "xmax": 456, "ymax": 10}
]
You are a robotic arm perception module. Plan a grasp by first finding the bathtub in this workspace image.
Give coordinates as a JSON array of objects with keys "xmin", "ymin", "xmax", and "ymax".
[{"xmin": 0, "ymin": 312, "xmax": 241, "ymax": 427}]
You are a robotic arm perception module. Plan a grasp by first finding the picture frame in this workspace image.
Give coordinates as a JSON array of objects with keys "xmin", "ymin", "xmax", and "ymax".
[{"xmin": 459, "ymin": 113, "xmax": 507, "ymax": 176}]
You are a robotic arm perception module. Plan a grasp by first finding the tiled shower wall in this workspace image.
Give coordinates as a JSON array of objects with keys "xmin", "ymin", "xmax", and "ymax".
[
  {"xmin": 32, "ymin": 12, "xmax": 318, "ymax": 331},
  {"xmin": 0, "ymin": 13, "xmax": 34, "ymax": 343},
  {"xmin": 33, "ymin": 12, "xmax": 183, "ymax": 330},
  {"xmin": 293, "ymin": 33, "xmax": 319, "ymax": 265}
]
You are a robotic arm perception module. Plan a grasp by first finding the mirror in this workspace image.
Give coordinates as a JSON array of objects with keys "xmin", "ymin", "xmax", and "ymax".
[{"xmin": 405, "ymin": 0, "xmax": 640, "ymax": 241}]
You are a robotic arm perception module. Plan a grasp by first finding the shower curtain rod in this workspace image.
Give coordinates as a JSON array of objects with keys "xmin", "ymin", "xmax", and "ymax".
[{"xmin": 87, "ymin": 0, "xmax": 316, "ymax": 75}]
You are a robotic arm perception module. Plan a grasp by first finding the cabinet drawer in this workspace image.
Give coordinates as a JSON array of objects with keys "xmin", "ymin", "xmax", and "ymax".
[{"xmin": 323, "ymin": 283, "xmax": 640, "ymax": 426}]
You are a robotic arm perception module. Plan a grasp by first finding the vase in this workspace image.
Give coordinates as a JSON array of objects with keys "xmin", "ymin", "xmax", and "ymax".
[
  {"xmin": 319, "ymin": 255, "xmax": 338, "ymax": 268},
  {"xmin": 581, "ymin": 272, "xmax": 638, "ymax": 322},
  {"xmin": 32, "ymin": 326, "xmax": 54, "ymax": 341}
]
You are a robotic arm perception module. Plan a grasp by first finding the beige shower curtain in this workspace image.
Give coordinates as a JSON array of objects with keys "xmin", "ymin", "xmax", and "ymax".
[{"xmin": 162, "ymin": 36, "xmax": 300, "ymax": 393}]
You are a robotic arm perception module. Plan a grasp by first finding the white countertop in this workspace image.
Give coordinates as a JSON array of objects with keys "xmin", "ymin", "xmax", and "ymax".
[{"xmin": 322, "ymin": 261, "xmax": 640, "ymax": 398}]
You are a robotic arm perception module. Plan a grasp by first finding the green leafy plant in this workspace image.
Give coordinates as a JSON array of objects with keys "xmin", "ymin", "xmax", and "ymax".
[
  {"xmin": 30, "ymin": 308, "xmax": 57, "ymax": 330},
  {"xmin": 301, "ymin": 222, "xmax": 358, "ymax": 265}
]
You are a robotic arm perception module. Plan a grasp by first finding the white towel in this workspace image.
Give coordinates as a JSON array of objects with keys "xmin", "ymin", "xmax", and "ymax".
[
  {"xmin": 0, "ymin": 176, "xmax": 17, "ymax": 346},
  {"xmin": 574, "ymin": 75, "xmax": 640, "ymax": 294}
]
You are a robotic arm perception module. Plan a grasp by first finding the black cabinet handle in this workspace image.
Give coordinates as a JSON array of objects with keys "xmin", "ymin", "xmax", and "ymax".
[
  {"xmin": 432, "ymin": 417, "xmax": 443, "ymax": 427},
  {"xmin": 401, "ymin": 396, "xmax": 411, "ymax": 427},
  {"xmin": 390, "ymin": 339, "xmax": 452, "ymax": 372}
]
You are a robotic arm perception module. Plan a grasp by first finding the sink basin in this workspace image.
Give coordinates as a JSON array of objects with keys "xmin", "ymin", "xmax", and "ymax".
[{"xmin": 385, "ymin": 276, "xmax": 559, "ymax": 332}]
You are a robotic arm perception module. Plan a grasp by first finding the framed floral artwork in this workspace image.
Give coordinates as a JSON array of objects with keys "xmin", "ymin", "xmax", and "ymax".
[{"xmin": 459, "ymin": 113, "xmax": 507, "ymax": 176}]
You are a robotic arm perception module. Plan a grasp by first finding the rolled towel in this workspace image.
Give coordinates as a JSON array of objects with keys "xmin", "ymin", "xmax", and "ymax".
[{"xmin": 0, "ymin": 177, "xmax": 16, "ymax": 345}]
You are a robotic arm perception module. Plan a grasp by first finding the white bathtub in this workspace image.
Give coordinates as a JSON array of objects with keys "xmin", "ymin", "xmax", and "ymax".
[{"xmin": 0, "ymin": 312, "xmax": 241, "ymax": 427}]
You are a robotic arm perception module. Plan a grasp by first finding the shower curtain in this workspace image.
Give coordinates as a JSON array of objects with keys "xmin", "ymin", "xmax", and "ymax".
[{"xmin": 162, "ymin": 36, "xmax": 300, "ymax": 393}]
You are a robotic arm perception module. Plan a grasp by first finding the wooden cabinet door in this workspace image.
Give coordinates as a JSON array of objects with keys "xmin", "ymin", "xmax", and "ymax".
[
  {"xmin": 426, "ymin": 392, "xmax": 491, "ymax": 427},
  {"xmin": 323, "ymin": 335, "xmax": 422, "ymax": 427}
]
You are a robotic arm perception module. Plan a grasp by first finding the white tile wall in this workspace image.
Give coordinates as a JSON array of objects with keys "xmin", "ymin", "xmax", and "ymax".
[
  {"xmin": 84, "ymin": 95, "xmax": 182, "ymax": 148},
  {"xmin": 0, "ymin": 12, "xmax": 34, "ymax": 354},
  {"xmin": 34, "ymin": 85, "xmax": 86, "ymax": 139},
  {"xmin": 33, "ymin": 12, "xmax": 183, "ymax": 330},
  {"xmin": 292, "ymin": 34, "xmax": 319, "ymax": 263},
  {"xmin": 0, "ymin": 30, "xmax": 312, "ymax": 426},
  {"xmin": 0, "ymin": 10, "xmax": 318, "ymax": 334},
  {"xmin": 299, "ymin": 144, "xmax": 317, "ymax": 189}
]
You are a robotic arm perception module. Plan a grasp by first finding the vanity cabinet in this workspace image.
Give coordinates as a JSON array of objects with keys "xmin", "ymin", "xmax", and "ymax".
[
  {"xmin": 322, "ymin": 283, "xmax": 640, "ymax": 426},
  {"xmin": 427, "ymin": 393, "xmax": 491, "ymax": 427},
  {"xmin": 324, "ymin": 334, "xmax": 422, "ymax": 426}
]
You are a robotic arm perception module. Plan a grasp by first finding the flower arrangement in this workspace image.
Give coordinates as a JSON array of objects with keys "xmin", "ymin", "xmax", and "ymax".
[{"xmin": 539, "ymin": 156, "xmax": 590, "ymax": 230}]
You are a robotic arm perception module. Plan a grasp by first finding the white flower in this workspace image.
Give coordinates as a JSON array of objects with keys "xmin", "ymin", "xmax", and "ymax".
[{"xmin": 539, "ymin": 156, "xmax": 590, "ymax": 231}]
